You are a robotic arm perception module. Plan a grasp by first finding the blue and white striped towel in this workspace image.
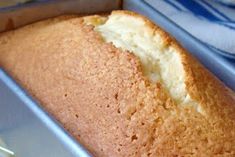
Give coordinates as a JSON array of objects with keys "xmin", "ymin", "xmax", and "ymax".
[{"xmin": 144, "ymin": 0, "xmax": 235, "ymax": 56}]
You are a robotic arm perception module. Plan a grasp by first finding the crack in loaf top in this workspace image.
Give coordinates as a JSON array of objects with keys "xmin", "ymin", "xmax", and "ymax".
[{"xmin": 0, "ymin": 11, "xmax": 235, "ymax": 156}]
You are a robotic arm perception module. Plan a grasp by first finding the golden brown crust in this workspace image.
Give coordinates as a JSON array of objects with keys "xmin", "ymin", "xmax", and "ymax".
[{"xmin": 0, "ymin": 10, "xmax": 235, "ymax": 157}]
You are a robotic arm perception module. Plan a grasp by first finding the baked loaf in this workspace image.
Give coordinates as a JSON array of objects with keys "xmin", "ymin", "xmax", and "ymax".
[{"xmin": 0, "ymin": 11, "xmax": 235, "ymax": 156}]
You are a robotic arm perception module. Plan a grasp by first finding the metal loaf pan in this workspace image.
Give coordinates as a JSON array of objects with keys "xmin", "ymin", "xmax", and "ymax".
[{"xmin": 0, "ymin": 0, "xmax": 234, "ymax": 157}]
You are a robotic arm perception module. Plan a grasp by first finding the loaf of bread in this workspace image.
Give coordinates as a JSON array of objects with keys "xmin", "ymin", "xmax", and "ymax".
[{"xmin": 0, "ymin": 11, "xmax": 235, "ymax": 156}]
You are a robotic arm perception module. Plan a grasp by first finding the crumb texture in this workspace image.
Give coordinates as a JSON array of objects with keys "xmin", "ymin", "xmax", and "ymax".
[{"xmin": 0, "ymin": 11, "xmax": 235, "ymax": 157}]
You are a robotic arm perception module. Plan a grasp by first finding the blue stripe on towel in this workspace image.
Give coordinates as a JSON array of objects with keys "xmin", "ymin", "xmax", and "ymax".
[
  {"xmin": 164, "ymin": 0, "xmax": 183, "ymax": 11},
  {"xmin": 215, "ymin": 1, "xmax": 235, "ymax": 9},
  {"xmin": 218, "ymin": 21, "xmax": 235, "ymax": 29},
  {"xmin": 174, "ymin": 0, "xmax": 222, "ymax": 21},
  {"xmin": 200, "ymin": 0, "xmax": 231, "ymax": 21},
  {"xmin": 207, "ymin": 43, "xmax": 235, "ymax": 59},
  {"xmin": 174, "ymin": 0, "xmax": 235, "ymax": 30}
]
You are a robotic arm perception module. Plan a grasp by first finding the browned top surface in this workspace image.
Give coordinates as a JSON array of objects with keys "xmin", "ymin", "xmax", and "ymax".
[{"xmin": 0, "ymin": 12, "xmax": 235, "ymax": 157}]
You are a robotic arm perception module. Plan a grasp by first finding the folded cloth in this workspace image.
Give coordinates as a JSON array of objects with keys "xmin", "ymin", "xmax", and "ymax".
[
  {"xmin": 144, "ymin": 0, "xmax": 235, "ymax": 55},
  {"xmin": 216, "ymin": 0, "xmax": 235, "ymax": 5}
]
